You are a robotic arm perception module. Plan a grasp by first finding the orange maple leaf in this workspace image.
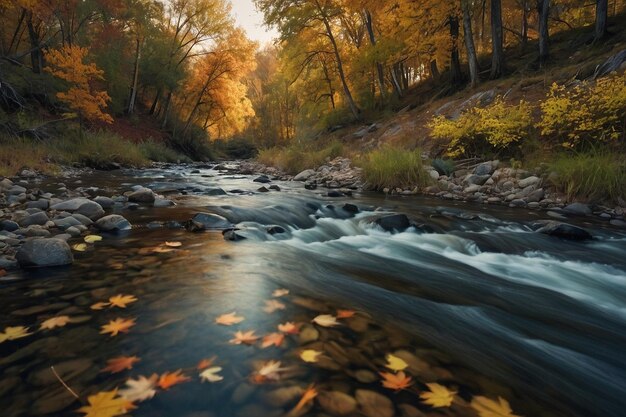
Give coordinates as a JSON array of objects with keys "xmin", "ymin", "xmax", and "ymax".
[
  {"xmin": 277, "ymin": 322, "xmax": 300, "ymax": 334},
  {"xmin": 100, "ymin": 318, "xmax": 136, "ymax": 337},
  {"xmin": 215, "ymin": 312, "xmax": 244, "ymax": 326},
  {"xmin": 379, "ymin": 371, "xmax": 413, "ymax": 391},
  {"xmin": 102, "ymin": 356, "xmax": 141, "ymax": 373},
  {"xmin": 108, "ymin": 294, "xmax": 138, "ymax": 308},
  {"xmin": 229, "ymin": 330, "xmax": 259, "ymax": 345},
  {"xmin": 336, "ymin": 309, "xmax": 356, "ymax": 319},
  {"xmin": 91, "ymin": 302, "xmax": 110, "ymax": 310},
  {"xmin": 291, "ymin": 385, "xmax": 318, "ymax": 414},
  {"xmin": 158, "ymin": 370, "xmax": 191, "ymax": 390},
  {"xmin": 261, "ymin": 332, "xmax": 285, "ymax": 348},
  {"xmin": 197, "ymin": 357, "xmax": 217, "ymax": 370}
]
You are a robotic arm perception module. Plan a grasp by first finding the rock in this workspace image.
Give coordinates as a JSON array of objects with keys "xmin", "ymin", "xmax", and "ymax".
[
  {"xmin": 464, "ymin": 184, "xmax": 481, "ymax": 194},
  {"xmin": 18, "ymin": 211, "xmax": 49, "ymax": 227},
  {"xmin": 7, "ymin": 185, "xmax": 27, "ymax": 195},
  {"xmin": 128, "ymin": 187, "xmax": 155, "ymax": 203},
  {"xmin": 20, "ymin": 169, "xmax": 37, "ymax": 178},
  {"xmin": 343, "ymin": 203, "xmax": 359, "ymax": 213},
  {"xmin": 527, "ymin": 188, "xmax": 545, "ymax": 203},
  {"xmin": 206, "ymin": 188, "xmax": 227, "ymax": 196},
  {"xmin": 428, "ymin": 170, "xmax": 440, "ymax": 180},
  {"xmin": 375, "ymin": 214, "xmax": 410, "ymax": 232},
  {"xmin": 76, "ymin": 201, "xmax": 105, "ymax": 220},
  {"xmin": 294, "ymin": 169, "xmax": 316, "ymax": 181},
  {"xmin": 153, "ymin": 199, "xmax": 175, "ymax": 207},
  {"xmin": 95, "ymin": 215, "xmax": 131, "ymax": 232},
  {"xmin": 257, "ymin": 186, "xmax": 270, "ymax": 193},
  {"xmin": 353, "ymin": 369, "xmax": 378, "ymax": 383},
  {"xmin": 318, "ymin": 391, "xmax": 357, "ymax": 415},
  {"xmin": 53, "ymin": 216, "xmax": 82, "ymax": 230},
  {"xmin": 535, "ymin": 221, "xmax": 592, "ymax": 241},
  {"xmin": 253, "ymin": 175, "xmax": 271, "ymax": 184},
  {"xmin": 0, "ymin": 256, "xmax": 18, "ymax": 270},
  {"xmin": 298, "ymin": 325, "xmax": 319, "ymax": 344},
  {"xmin": 518, "ymin": 176, "xmax": 540, "ymax": 188},
  {"xmin": 563, "ymin": 202, "xmax": 592, "ymax": 216},
  {"xmin": 188, "ymin": 213, "xmax": 232, "ymax": 231},
  {"xmin": 304, "ymin": 182, "xmax": 317, "ymax": 190},
  {"xmin": 71, "ymin": 213, "xmax": 93, "ymax": 226},
  {"xmin": 356, "ymin": 389, "xmax": 393, "ymax": 417},
  {"xmin": 487, "ymin": 197, "xmax": 502, "ymax": 203},
  {"xmin": 50, "ymin": 198, "xmax": 91, "ymax": 211},
  {"xmin": 223, "ymin": 229, "xmax": 246, "ymax": 241},
  {"xmin": 474, "ymin": 161, "xmax": 497, "ymax": 176},
  {"xmin": 610, "ymin": 219, "xmax": 626, "ymax": 227},
  {"xmin": 464, "ymin": 174, "xmax": 491, "ymax": 186},
  {"xmin": 269, "ymin": 185, "xmax": 281, "ymax": 191},
  {"xmin": 327, "ymin": 191, "xmax": 343, "ymax": 197},
  {"xmin": 267, "ymin": 226, "xmax": 286, "ymax": 235},
  {"xmin": 509, "ymin": 199, "xmax": 527, "ymax": 208},
  {"xmin": 263, "ymin": 386, "xmax": 304, "ymax": 407},
  {"xmin": 26, "ymin": 200, "xmax": 49, "ymax": 210},
  {"xmin": 16, "ymin": 239, "xmax": 73, "ymax": 268},
  {"xmin": 500, "ymin": 180, "xmax": 514, "ymax": 191},
  {"xmin": 93, "ymin": 196, "xmax": 114, "ymax": 208},
  {"xmin": 0, "ymin": 220, "xmax": 19, "ymax": 232}
]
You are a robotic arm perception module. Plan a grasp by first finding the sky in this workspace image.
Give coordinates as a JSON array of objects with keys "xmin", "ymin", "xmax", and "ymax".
[{"xmin": 230, "ymin": 0, "xmax": 278, "ymax": 45}]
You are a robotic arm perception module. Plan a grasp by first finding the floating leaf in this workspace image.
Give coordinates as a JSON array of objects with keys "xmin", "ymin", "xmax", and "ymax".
[
  {"xmin": 40, "ymin": 316, "xmax": 71, "ymax": 330},
  {"xmin": 336, "ymin": 309, "xmax": 356, "ymax": 318},
  {"xmin": 77, "ymin": 389, "xmax": 134, "ymax": 417},
  {"xmin": 197, "ymin": 357, "xmax": 216, "ymax": 370},
  {"xmin": 300, "ymin": 349, "xmax": 323, "ymax": 363},
  {"xmin": 215, "ymin": 312, "xmax": 244, "ymax": 326},
  {"xmin": 73, "ymin": 243, "xmax": 88, "ymax": 252},
  {"xmin": 312, "ymin": 314, "xmax": 339, "ymax": 327},
  {"xmin": 278, "ymin": 322, "xmax": 300, "ymax": 334},
  {"xmin": 100, "ymin": 318, "xmax": 136, "ymax": 337},
  {"xmin": 290, "ymin": 385, "xmax": 318, "ymax": 414},
  {"xmin": 263, "ymin": 299, "xmax": 286, "ymax": 313},
  {"xmin": 380, "ymin": 371, "xmax": 413, "ymax": 391},
  {"xmin": 102, "ymin": 356, "xmax": 141, "ymax": 374},
  {"xmin": 251, "ymin": 360, "xmax": 282, "ymax": 383},
  {"xmin": 420, "ymin": 383, "xmax": 457, "ymax": 408},
  {"xmin": 261, "ymin": 332, "xmax": 285, "ymax": 348},
  {"xmin": 152, "ymin": 246, "xmax": 174, "ymax": 253},
  {"xmin": 91, "ymin": 302, "xmax": 110, "ymax": 310},
  {"xmin": 471, "ymin": 396, "xmax": 521, "ymax": 417},
  {"xmin": 272, "ymin": 288, "xmax": 289, "ymax": 297},
  {"xmin": 108, "ymin": 294, "xmax": 137, "ymax": 308},
  {"xmin": 118, "ymin": 374, "xmax": 158, "ymax": 403},
  {"xmin": 199, "ymin": 366, "xmax": 223, "ymax": 383},
  {"xmin": 84, "ymin": 235, "xmax": 103, "ymax": 243},
  {"xmin": 229, "ymin": 330, "xmax": 259, "ymax": 345},
  {"xmin": 165, "ymin": 241, "xmax": 182, "ymax": 247},
  {"xmin": 384, "ymin": 354, "xmax": 408, "ymax": 372},
  {"xmin": 158, "ymin": 370, "xmax": 190, "ymax": 390},
  {"xmin": 0, "ymin": 326, "xmax": 32, "ymax": 343}
]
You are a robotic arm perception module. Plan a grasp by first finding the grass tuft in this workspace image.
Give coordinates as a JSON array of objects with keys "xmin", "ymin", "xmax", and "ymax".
[
  {"xmin": 356, "ymin": 146, "xmax": 431, "ymax": 190},
  {"xmin": 257, "ymin": 140, "xmax": 344, "ymax": 174}
]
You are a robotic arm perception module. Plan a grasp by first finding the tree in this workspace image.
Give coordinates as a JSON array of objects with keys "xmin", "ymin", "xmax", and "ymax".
[
  {"xmin": 594, "ymin": 0, "xmax": 608, "ymax": 42},
  {"xmin": 490, "ymin": 0, "xmax": 505, "ymax": 78},
  {"xmin": 538, "ymin": 0, "xmax": 550, "ymax": 66},
  {"xmin": 462, "ymin": 0, "xmax": 479, "ymax": 88},
  {"xmin": 45, "ymin": 45, "xmax": 113, "ymax": 128}
]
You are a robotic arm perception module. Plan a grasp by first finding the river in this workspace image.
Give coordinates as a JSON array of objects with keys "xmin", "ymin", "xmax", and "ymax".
[{"xmin": 1, "ymin": 163, "xmax": 625, "ymax": 417}]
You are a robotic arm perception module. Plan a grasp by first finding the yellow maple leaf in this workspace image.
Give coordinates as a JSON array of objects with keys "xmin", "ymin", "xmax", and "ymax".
[
  {"xmin": 77, "ymin": 389, "xmax": 133, "ymax": 417},
  {"xmin": 91, "ymin": 302, "xmax": 110, "ymax": 310},
  {"xmin": 420, "ymin": 383, "xmax": 457, "ymax": 407},
  {"xmin": 384, "ymin": 353, "xmax": 409, "ymax": 372},
  {"xmin": 40, "ymin": 316, "xmax": 71, "ymax": 330},
  {"xmin": 100, "ymin": 318, "xmax": 136, "ymax": 337},
  {"xmin": 84, "ymin": 235, "xmax": 103, "ymax": 243},
  {"xmin": 0, "ymin": 326, "xmax": 32, "ymax": 343},
  {"xmin": 300, "ymin": 349, "xmax": 323, "ymax": 363},
  {"xmin": 108, "ymin": 294, "xmax": 137, "ymax": 308},
  {"xmin": 73, "ymin": 243, "xmax": 87, "ymax": 252},
  {"xmin": 471, "ymin": 395, "xmax": 521, "ymax": 417}
]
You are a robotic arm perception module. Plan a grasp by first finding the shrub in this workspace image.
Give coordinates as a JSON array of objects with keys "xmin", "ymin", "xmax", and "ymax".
[
  {"xmin": 139, "ymin": 140, "xmax": 189, "ymax": 163},
  {"xmin": 431, "ymin": 158, "xmax": 455, "ymax": 176},
  {"xmin": 429, "ymin": 98, "xmax": 533, "ymax": 158},
  {"xmin": 257, "ymin": 140, "xmax": 344, "ymax": 174},
  {"xmin": 538, "ymin": 73, "xmax": 626, "ymax": 149},
  {"xmin": 548, "ymin": 149, "xmax": 626, "ymax": 202},
  {"xmin": 356, "ymin": 146, "xmax": 431, "ymax": 190},
  {"xmin": 0, "ymin": 136, "xmax": 58, "ymax": 176}
]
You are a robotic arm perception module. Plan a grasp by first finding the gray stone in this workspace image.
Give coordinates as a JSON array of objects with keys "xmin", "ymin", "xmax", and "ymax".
[
  {"xmin": 187, "ymin": 213, "xmax": 232, "ymax": 231},
  {"xmin": 7, "ymin": 185, "xmax": 27, "ymax": 195},
  {"xmin": 50, "ymin": 198, "xmax": 91, "ymax": 211},
  {"xmin": 206, "ymin": 188, "xmax": 227, "ymax": 196},
  {"xmin": 53, "ymin": 216, "xmax": 82, "ymax": 230},
  {"xmin": 294, "ymin": 169, "xmax": 316, "ymax": 181},
  {"xmin": 70, "ymin": 213, "xmax": 93, "ymax": 226},
  {"xmin": 76, "ymin": 201, "xmax": 105, "ymax": 220},
  {"xmin": 464, "ymin": 184, "xmax": 481, "ymax": 193},
  {"xmin": 154, "ymin": 198, "xmax": 175, "ymax": 207},
  {"xmin": 527, "ymin": 188, "xmax": 545, "ymax": 203},
  {"xmin": 464, "ymin": 174, "xmax": 491, "ymax": 186},
  {"xmin": 474, "ymin": 161, "xmax": 497, "ymax": 176},
  {"xmin": 18, "ymin": 212, "xmax": 49, "ymax": 227},
  {"xmin": 65, "ymin": 226, "xmax": 82, "ymax": 237},
  {"xmin": 93, "ymin": 196, "xmax": 114, "ymax": 208},
  {"xmin": 518, "ymin": 176, "xmax": 540, "ymax": 188},
  {"xmin": 26, "ymin": 200, "xmax": 49, "ymax": 210},
  {"xmin": 0, "ymin": 220, "xmax": 19, "ymax": 232},
  {"xmin": 535, "ymin": 221, "xmax": 592, "ymax": 241},
  {"xmin": 375, "ymin": 214, "xmax": 410, "ymax": 232},
  {"xmin": 128, "ymin": 187, "xmax": 155, "ymax": 203},
  {"xmin": 0, "ymin": 256, "xmax": 18, "ymax": 269},
  {"xmin": 563, "ymin": 202, "xmax": 592, "ymax": 216},
  {"xmin": 95, "ymin": 215, "xmax": 131, "ymax": 232},
  {"xmin": 509, "ymin": 199, "xmax": 527, "ymax": 208},
  {"xmin": 16, "ymin": 239, "xmax": 73, "ymax": 268}
]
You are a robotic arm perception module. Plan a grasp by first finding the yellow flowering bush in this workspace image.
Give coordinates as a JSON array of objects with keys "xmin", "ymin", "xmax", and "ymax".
[
  {"xmin": 429, "ymin": 98, "xmax": 533, "ymax": 158},
  {"xmin": 537, "ymin": 73, "xmax": 626, "ymax": 148}
]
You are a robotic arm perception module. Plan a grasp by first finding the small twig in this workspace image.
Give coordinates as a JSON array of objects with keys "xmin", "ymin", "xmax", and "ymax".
[{"xmin": 50, "ymin": 366, "xmax": 80, "ymax": 399}]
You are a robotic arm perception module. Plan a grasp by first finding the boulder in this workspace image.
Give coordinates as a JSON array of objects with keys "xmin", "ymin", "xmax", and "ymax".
[
  {"xmin": 95, "ymin": 215, "xmax": 132, "ymax": 232},
  {"xmin": 50, "ymin": 198, "xmax": 91, "ymax": 211},
  {"xmin": 294, "ymin": 169, "xmax": 316, "ymax": 181},
  {"xmin": 53, "ymin": 216, "xmax": 82, "ymax": 230},
  {"xmin": 518, "ymin": 176, "xmax": 540, "ymax": 188},
  {"xmin": 563, "ymin": 202, "xmax": 592, "ymax": 216},
  {"xmin": 93, "ymin": 196, "xmax": 114, "ymax": 208},
  {"xmin": 464, "ymin": 174, "xmax": 491, "ymax": 186},
  {"xmin": 18, "ymin": 212, "xmax": 49, "ymax": 227},
  {"xmin": 375, "ymin": 214, "xmax": 410, "ymax": 232},
  {"xmin": 76, "ymin": 201, "xmax": 105, "ymax": 220},
  {"xmin": 535, "ymin": 221, "xmax": 592, "ymax": 241},
  {"xmin": 187, "ymin": 213, "xmax": 232, "ymax": 231},
  {"xmin": 253, "ymin": 175, "xmax": 271, "ymax": 184},
  {"xmin": 206, "ymin": 188, "xmax": 227, "ymax": 196},
  {"xmin": 0, "ymin": 220, "xmax": 19, "ymax": 232},
  {"xmin": 343, "ymin": 203, "xmax": 359, "ymax": 213},
  {"xmin": 474, "ymin": 161, "xmax": 497, "ymax": 176},
  {"xmin": 267, "ymin": 226, "xmax": 286, "ymax": 235},
  {"xmin": 269, "ymin": 185, "xmax": 281, "ymax": 191},
  {"xmin": 223, "ymin": 229, "xmax": 246, "ymax": 241},
  {"xmin": 128, "ymin": 187, "xmax": 155, "ymax": 203},
  {"xmin": 26, "ymin": 200, "xmax": 49, "ymax": 210},
  {"xmin": 527, "ymin": 188, "xmax": 545, "ymax": 203},
  {"xmin": 16, "ymin": 239, "xmax": 73, "ymax": 268}
]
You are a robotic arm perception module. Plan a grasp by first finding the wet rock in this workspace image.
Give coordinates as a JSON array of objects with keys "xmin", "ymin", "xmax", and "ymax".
[
  {"xmin": 464, "ymin": 174, "xmax": 490, "ymax": 186},
  {"xmin": 398, "ymin": 404, "xmax": 428, "ymax": 417},
  {"xmin": 93, "ymin": 196, "xmax": 114, "ymax": 208},
  {"xmin": 8, "ymin": 185, "xmax": 27, "ymax": 194},
  {"xmin": 223, "ymin": 229, "xmax": 246, "ymax": 241},
  {"xmin": 50, "ymin": 198, "xmax": 91, "ymax": 211},
  {"xmin": 95, "ymin": 214, "xmax": 132, "ymax": 232},
  {"xmin": 0, "ymin": 219, "xmax": 19, "ymax": 232},
  {"xmin": 318, "ymin": 391, "xmax": 357, "ymax": 415},
  {"xmin": 71, "ymin": 213, "xmax": 93, "ymax": 226},
  {"xmin": 253, "ymin": 175, "xmax": 271, "ymax": 184},
  {"xmin": 257, "ymin": 186, "xmax": 270, "ymax": 193},
  {"xmin": 66, "ymin": 226, "xmax": 82, "ymax": 237},
  {"xmin": 375, "ymin": 214, "xmax": 410, "ymax": 232},
  {"xmin": 353, "ymin": 369, "xmax": 378, "ymax": 383},
  {"xmin": 0, "ymin": 256, "xmax": 18, "ymax": 270},
  {"xmin": 263, "ymin": 386, "xmax": 304, "ymax": 407},
  {"xmin": 535, "ymin": 221, "xmax": 592, "ymax": 241},
  {"xmin": 154, "ymin": 198, "xmax": 175, "ymax": 207},
  {"xmin": 76, "ymin": 201, "xmax": 105, "ymax": 220},
  {"xmin": 269, "ymin": 185, "xmax": 281, "ymax": 191},
  {"xmin": 563, "ymin": 202, "xmax": 592, "ymax": 216},
  {"xmin": 26, "ymin": 199, "xmax": 49, "ymax": 210},
  {"xmin": 206, "ymin": 188, "xmax": 227, "ymax": 196},
  {"xmin": 298, "ymin": 325, "xmax": 319, "ymax": 344},
  {"xmin": 17, "ymin": 238, "xmax": 73, "ymax": 268},
  {"xmin": 18, "ymin": 211, "xmax": 49, "ymax": 227},
  {"xmin": 327, "ymin": 190, "xmax": 344, "ymax": 197},
  {"xmin": 356, "ymin": 389, "xmax": 393, "ymax": 417},
  {"xmin": 509, "ymin": 199, "xmax": 527, "ymax": 208},
  {"xmin": 267, "ymin": 226, "xmax": 286, "ymax": 235},
  {"xmin": 304, "ymin": 182, "xmax": 317, "ymax": 190},
  {"xmin": 34, "ymin": 387, "xmax": 80, "ymax": 415},
  {"xmin": 187, "ymin": 213, "xmax": 232, "ymax": 231},
  {"xmin": 53, "ymin": 216, "xmax": 82, "ymax": 230},
  {"xmin": 294, "ymin": 169, "xmax": 315, "ymax": 181},
  {"xmin": 610, "ymin": 219, "xmax": 626, "ymax": 227},
  {"xmin": 30, "ymin": 358, "xmax": 93, "ymax": 386},
  {"xmin": 128, "ymin": 187, "xmax": 155, "ymax": 203},
  {"xmin": 527, "ymin": 188, "xmax": 545, "ymax": 203}
]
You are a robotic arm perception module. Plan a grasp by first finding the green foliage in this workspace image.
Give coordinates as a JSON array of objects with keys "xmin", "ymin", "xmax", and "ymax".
[
  {"xmin": 356, "ymin": 146, "xmax": 431, "ymax": 190},
  {"xmin": 537, "ymin": 73, "xmax": 626, "ymax": 149},
  {"xmin": 168, "ymin": 123, "xmax": 215, "ymax": 161},
  {"xmin": 257, "ymin": 140, "xmax": 344, "ymax": 174},
  {"xmin": 431, "ymin": 158, "xmax": 455, "ymax": 176},
  {"xmin": 139, "ymin": 140, "xmax": 190, "ymax": 163},
  {"xmin": 548, "ymin": 149, "xmax": 626, "ymax": 202},
  {"xmin": 429, "ymin": 98, "xmax": 533, "ymax": 158}
]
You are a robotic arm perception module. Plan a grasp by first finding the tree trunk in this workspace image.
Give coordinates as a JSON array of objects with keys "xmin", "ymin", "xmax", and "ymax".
[
  {"xmin": 26, "ymin": 13, "xmax": 43, "ymax": 74},
  {"xmin": 127, "ymin": 37, "xmax": 141, "ymax": 115},
  {"xmin": 430, "ymin": 60, "xmax": 440, "ymax": 79},
  {"xmin": 594, "ymin": 0, "xmax": 608, "ymax": 42},
  {"xmin": 462, "ymin": 0, "xmax": 480, "ymax": 88},
  {"xmin": 161, "ymin": 91, "xmax": 172, "ymax": 130},
  {"xmin": 538, "ymin": 0, "xmax": 550, "ymax": 66},
  {"xmin": 149, "ymin": 88, "xmax": 161, "ymax": 115},
  {"xmin": 390, "ymin": 63, "xmax": 404, "ymax": 98},
  {"xmin": 521, "ymin": 0, "xmax": 529, "ymax": 48},
  {"xmin": 364, "ymin": 10, "xmax": 386, "ymax": 100},
  {"xmin": 490, "ymin": 0, "xmax": 505, "ymax": 79},
  {"xmin": 449, "ymin": 15, "xmax": 463, "ymax": 86}
]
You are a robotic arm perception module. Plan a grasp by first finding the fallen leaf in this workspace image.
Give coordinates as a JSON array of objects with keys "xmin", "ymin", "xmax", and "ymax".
[
  {"xmin": 72, "ymin": 243, "xmax": 87, "ymax": 252},
  {"xmin": 272, "ymin": 288, "xmax": 289, "ymax": 297},
  {"xmin": 197, "ymin": 357, "xmax": 216, "ymax": 370},
  {"xmin": 0, "ymin": 326, "xmax": 32, "ymax": 343},
  {"xmin": 100, "ymin": 318, "xmax": 136, "ymax": 337},
  {"xmin": 102, "ymin": 356, "xmax": 141, "ymax": 374},
  {"xmin": 263, "ymin": 299, "xmax": 286, "ymax": 313},
  {"xmin": 261, "ymin": 332, "xmax": 285, "ymax": 348},
  {"xmin": 40, "ymin": 316, "xmax": 71, "ymax": 330},
  {"xmin": 118, "ymin": 374, "xmax": 158, "ymax": 403},
  {"xmin": 312, "ymin": 314, "xmax": 340, "ymax": 327},
  {"xmin": 199, "ymin": 366, "xmax": 223, "ymax": 383},
  {"xmin": 336, "ymin": 309, "xmax": 356, "ymax": 318},
  {"xmin": 77, "ymin": 389, "xmax": 134, "ymax": 417},
  {"xmin": 278, "ymin": 322, "xmax": 300, "ymax": 334},
  {"xmin": 290, "ymin": 385, "xmax": 317, "ymax": 414},
  {"xmin": 108, "ymin": 294, "xmax": 137, "ymax": 308},
  {"xmin": 158, "ymin": 370, "xmax": 190, "ymax": 390},
  {"xmin": 300, "ymin": 349, "xmax": 323, "ymax": 363},
  {"xmin": 152, "ymin": 246, "xmax": 174, "ymax": 253},
  {"xmin": 419, "ymin": 383, "xmax": 457, "ymax": 408},
  {"xmin": 165, "ymin": 241, "xmax": 182, "ymax": 247},
  {"xmin": 91, "ymin": 302, "xmax": 110, "ymax": 310},
  {"xmin": 84, "ymin": 235, "xmax": 103, "ymax": 243},
  {"xmin": 229, "ymin": 330, "xmax": 259, "ymax": 345},
  {"xmin": 471, "ymin": 396, "xmax": 521, "ymax": 417},
  {"xmin": 251, "ymin": 360, "xmax": 282, "ymax": 383},
  {"xmin": 215, "ymin": 312, "xmax": 244, "ymax": 326},
  {"xmin": 380, "ymin": 371, "xmax": 413, "ymax": 391},
  {"xmin": 384, "ymin": 354, "xmax": 409, "ymax": 372}
]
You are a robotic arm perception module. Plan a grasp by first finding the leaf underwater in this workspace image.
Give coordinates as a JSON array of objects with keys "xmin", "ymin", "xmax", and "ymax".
[
  {"xmin": 158, "ymin": 370, "xmax": 191, "ymax": 390},
  {"xmin": 263, "ymin": 299, "xmax": 286, "ymax": 313},
  {"xmin": 102, "ymin": 356, "xmax": 141, "ymax": 373},
  {"xmin": 108, "ymin": 294, "xmax": 138, "ymax": 308},
  {"xmin": 278, "ymin": 322, "xmax": 300, "ymax": 334},
  {"xmin": 471, "ymin": 395, "xmax": 521, "ymax": 417},
  {"xmin": 100, "ymin": 318, "xmax": 136, "ymax": 337},
  {"xmin": 84, "ymin": 235, "xmax": 103, "ymax": 243},
  {"xmin": 0, "ymin": 326, "xmax": 32, "ymax": 343},
  {"xmin": 118, "ymin": 374, "xmax": 158, "ymax": 403},
  {"xmin": 312, "ymin": 314, "xmax": 340, "ymax": 327},
  {"xmin": 77, "ymin": 389, "xmax": 134, "ymax": 417},
  {"xmin": 419, "ymin": 382, "xmax": 457, "ymax": 407},
  {"xmin": 300, "ymin": 349, "xmax": 323, "ymax": 363},
  {"xmin": 215, "ymin": 312, "xmax": 245, "ymax": 325},
  {"xmin": 384, "ymin": 353, "xmax": 409, "ymax": 372},
  {"xmin": 229, "ymin": 330, "xmax": 259, "ymax": 345},
  {"xmin": 40, "ymin": 316, "xmax": 71, "ymax": 330},
  {"xmin": 379, "ymin": 371, "xmax": 413, "ymax": 391},
  {"xmin": 199, "ymin": 366, "xmax": 224, "ymax": 383}
]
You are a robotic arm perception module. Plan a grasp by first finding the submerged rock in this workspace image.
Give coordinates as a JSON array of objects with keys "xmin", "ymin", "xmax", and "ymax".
[
  {"xmin": 95, "ymin": 215, "xmax": 132, "ymax": 232},
  {"xmin": 128, "ymin": 187, "xmax": 155, "ymax": 203},
  {"xmin": 50, "ymin": 198, "xmax": 91, "ymax": 211},
  {"xmin": 253, "ymin": 175, "xmax": 271, "ymax": 184},
  {"xmin": 535, "ymin": 221, "xmax": 592, "ymax": 241},
  {"xmin": 16, "ymin": 239, "xmax": 73, "ymax": 268},
  {"xmin": 187, "ymin": 213, "xmax": 232, "ymax": 231},
  {"xmin": 375, "ymin": 214, "xmax": 410, "ymax": 232}
]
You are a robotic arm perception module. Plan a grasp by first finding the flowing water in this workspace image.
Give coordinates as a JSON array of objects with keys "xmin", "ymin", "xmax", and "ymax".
[{"xmin": 1, "ymin": 164, "xmax": 625, "ymax": 417}]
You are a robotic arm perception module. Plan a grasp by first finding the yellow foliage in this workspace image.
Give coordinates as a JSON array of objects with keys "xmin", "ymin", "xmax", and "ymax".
[
  {"xmin": 429, "ymin": 98, "xmax": 532, "ymax": 157},
  {"xmin": 537, "ymin": 73, "xmax": 626, "ymax": 148},
  {"xmin": 45, "ymin": 45, "xmax": 113, "ymax": 124}
]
